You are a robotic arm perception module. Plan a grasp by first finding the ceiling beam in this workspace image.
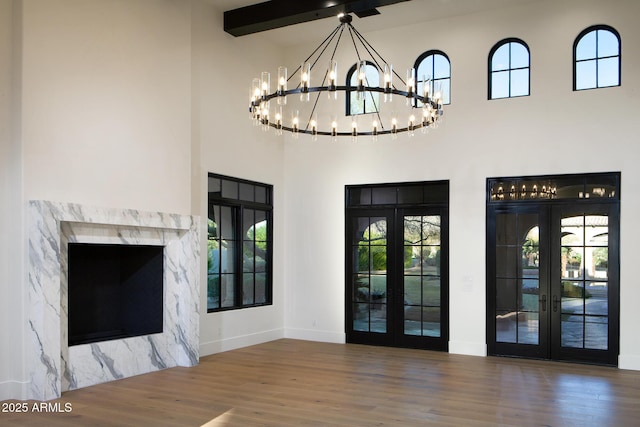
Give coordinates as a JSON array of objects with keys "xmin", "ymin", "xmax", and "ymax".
[{"xmin": 223, "ymin": 0, "xmax": 410, "ymax": 37}]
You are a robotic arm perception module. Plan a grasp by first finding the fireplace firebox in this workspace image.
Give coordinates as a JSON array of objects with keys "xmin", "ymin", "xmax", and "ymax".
[{"xmin": 67, "ymin": 243, "xmax": 164, "ymax": 346}]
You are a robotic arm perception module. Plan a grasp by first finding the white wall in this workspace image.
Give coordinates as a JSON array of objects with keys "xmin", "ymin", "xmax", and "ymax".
[
  {"xmin": 0, "ymin": 0, "xmax": 26, "ymax": 400},
  {"xmin": 21, "ymin": 0, "xmax": 192, "ymax": 214},
  {"xmin": 281, "ymin": 0, "xmax": 640, "ymax": 365},
  {"xmin": 192, "ymin": 1, "xmax": 286, "ymax": 355}
]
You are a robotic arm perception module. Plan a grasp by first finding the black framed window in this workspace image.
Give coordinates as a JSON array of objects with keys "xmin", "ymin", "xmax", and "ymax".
[
  {"xmin": 207, "ymin": 173, "xmax": 273, "ymax": 312},
  {"xmin": 346, "ymin": 61, "xmax": 380, "ymax": 116},
  {"xmin": 415, "ymin": 50, "xmax": 451, "ymax": 105},
  {"xmin": 489, "ymin": 38, "xmax": 530, "ymax": 99},
  {"xmin": 574, "ymin": 25, "xmax": 621, "ymax": 91}
]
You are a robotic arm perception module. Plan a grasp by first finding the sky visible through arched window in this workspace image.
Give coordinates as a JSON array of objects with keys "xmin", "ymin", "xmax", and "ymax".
[
  {"xmin": 490, "ymin": 40, "xmax": 529, "ymax": 99},
  {"xmin": 575, "ymin": 28, "xmax": 620, "ymax": 90}
]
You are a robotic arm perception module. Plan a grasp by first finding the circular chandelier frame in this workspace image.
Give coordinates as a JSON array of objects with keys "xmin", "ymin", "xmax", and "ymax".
[{"xmin": 249, "ymin": 14, "xmax": 444, "ymax": 138}]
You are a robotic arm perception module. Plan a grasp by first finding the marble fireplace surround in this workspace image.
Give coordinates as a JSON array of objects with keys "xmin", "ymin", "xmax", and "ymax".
[{"xmin": 28, "ymin": 200, "xmax": 200, "ymax": 401}]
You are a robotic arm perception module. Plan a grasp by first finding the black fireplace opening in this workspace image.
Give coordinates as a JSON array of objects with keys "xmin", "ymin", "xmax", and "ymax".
[{"xmin": 68, "ymin": 243, "xmax": 164, "ymax": 346}]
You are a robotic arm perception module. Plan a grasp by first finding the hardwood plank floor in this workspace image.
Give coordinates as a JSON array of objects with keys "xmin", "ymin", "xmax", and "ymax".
[{"xmin": 3, "ymin": 339, "xmax": 640, "ymax": 426}]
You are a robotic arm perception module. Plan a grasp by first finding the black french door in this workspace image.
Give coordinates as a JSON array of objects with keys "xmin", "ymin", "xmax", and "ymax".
[
  {"xmin": 487, "ymin": 173, "xmax": 620, "ymax": 366},
  {"xmin": 345, "ymin": 182, "xmax": 449, "ymax": 351}
]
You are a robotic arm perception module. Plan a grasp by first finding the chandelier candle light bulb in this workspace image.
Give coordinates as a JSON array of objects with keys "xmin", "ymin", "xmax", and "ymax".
[
  {"xmin": 251, "ymin": 78, "xmax": 261, "ymax": 122},
  {"xmin": 261, "ymin": 72, "xmax": 270, "ymax": 99},
  {"xmin": 275, "ymin": 105, "xmax": 283, "ymax": 134},
  {"xmin": 310, "ymin": 115, "xmax": 318, "ymax": 138},
  {"xmin": 301, "ymin": 62, "xmax": 311, "ymax": 101},
  {"xmin": 384, "ymin": 64, "xmax": 393, "ymax": 102},
  {"xmin": 406, "ymin": 67, "xmax": 415, "ymax": 103},
  {"xmin": 277, "ymin": 66, "xmax": 287, "ymax": 104},
  {"xmin": 331, "ymin": 115, "xmax": 338, "ymax": 141},
  {"xmin": 292, "ymin": 111, "xmax": 299, "ymax": 134},
  {"xmin": 423, "ymin": 77, "xmax": 430, "ymax": 101}
]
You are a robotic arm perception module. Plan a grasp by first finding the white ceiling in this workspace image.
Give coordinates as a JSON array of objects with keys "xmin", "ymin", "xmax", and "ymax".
[{"xmin": 211, "ymin": 0, "xmax": 542, "ymax": 46}]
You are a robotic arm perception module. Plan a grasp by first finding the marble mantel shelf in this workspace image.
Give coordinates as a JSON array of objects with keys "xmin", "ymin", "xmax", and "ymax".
[{"xmin": 28, "ymin": 200, "xmax": 200, "ymax": 401}]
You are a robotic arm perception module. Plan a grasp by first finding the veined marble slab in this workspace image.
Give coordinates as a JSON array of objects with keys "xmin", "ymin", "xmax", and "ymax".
[{"xmin": 28, "ymin": 201, "xmax": 200, "ymax": 401}]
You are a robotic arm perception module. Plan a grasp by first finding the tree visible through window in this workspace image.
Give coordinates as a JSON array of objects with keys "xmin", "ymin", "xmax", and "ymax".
[
  {"xmin": 574, "ymin": 25, "xmax": 621, "ymax": 91},
  {"xmin": 489, "ymin": 38, "xmax": 530, "ymax": 99},
  {"xmin": 207, "ymin": 174, "xmax": 273, "ymax": 312}
]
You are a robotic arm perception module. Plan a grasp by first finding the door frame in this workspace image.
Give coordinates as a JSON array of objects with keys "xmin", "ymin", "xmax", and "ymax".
[
  {"xmin": 486, "ymin": 172, "xmax": 620, "ymax": 366},
  {"xmin": 345, "ymin": 181, "xmax": 449, "ymax": 351}
]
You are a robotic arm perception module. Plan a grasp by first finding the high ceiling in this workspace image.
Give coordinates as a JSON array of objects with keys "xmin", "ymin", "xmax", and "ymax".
[{"xmin": 212, "ymin": 0, "xmax": 541, "ymax": 46}]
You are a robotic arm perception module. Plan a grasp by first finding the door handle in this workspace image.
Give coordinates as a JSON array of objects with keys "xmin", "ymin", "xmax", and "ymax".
[
  {"xmin": 540, "ymin": 295, "xmax": 547, "ymax": 311},
  {"xmin": 553, "ymin": 295, "xmax": 559, "ymax": 312}
]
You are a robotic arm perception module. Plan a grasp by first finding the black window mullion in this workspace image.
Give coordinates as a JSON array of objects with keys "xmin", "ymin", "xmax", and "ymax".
[
  {"xmin": 595, "ymin": 30, "xmax": 599, "ymax": 88},
  {"xmin": 217, "ymin": 205, "xmax": 223, "ymax": 309},
  {"xmin": 508, "ymin": 42, "xmax": 512, "ymax": 98},
  {"xmin": 235, "ymin": 206, "xmax": 244, "ymax": 307}
]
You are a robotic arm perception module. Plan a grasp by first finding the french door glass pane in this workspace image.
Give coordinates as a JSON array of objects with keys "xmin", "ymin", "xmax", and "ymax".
[
  {"xmin": 495, "ymin": 214, "xmax": 539, "ymax": 345},
  {"xmin": 352, "ymin": 217, "xmax": 387, "ymax": 333},
  {"xmin": 403, "ymin": 215, "xmax": 441, "ymax": 337},
  {"xmin": 560, "ymin": 215, "xmax": 609, "ymax": 350},
  {"xmin": 422, "ymin": 307, "xmax": 440, "ymax": 337}
]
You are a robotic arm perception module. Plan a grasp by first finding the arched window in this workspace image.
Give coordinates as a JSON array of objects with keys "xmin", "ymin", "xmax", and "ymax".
[
  {"xmin": 488, "ymin": 38, "xmax": 530, "ymax": 99},
  {"xmin": 574, "ymin": 25, "xmax": 621, "ymax": 91},
  {"xmin": 346, "ymin": 61, "xmax": 380, "ymax": 116},
  {"xmin": 415, "ymin": 50, "xmax": 451, "ymax": 105}
]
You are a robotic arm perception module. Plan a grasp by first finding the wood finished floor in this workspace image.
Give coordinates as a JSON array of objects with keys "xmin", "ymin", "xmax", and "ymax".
[{"xmin": 2, "ymin": 339, "xmax": 640, "ymax": 426}]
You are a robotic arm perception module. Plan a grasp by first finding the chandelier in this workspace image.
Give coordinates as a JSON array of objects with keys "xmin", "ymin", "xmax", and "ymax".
[{"xmin": 249, "ymin": 13, "xmax": 444, "ymax": 139}]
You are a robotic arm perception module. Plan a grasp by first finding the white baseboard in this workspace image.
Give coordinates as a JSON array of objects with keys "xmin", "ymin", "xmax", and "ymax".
[
  {"xmin": 448, "ymin": 340, "xmax": 487, "ymax": 357},
  {"xmin": 619, "ymin": 354, "xmax": 640, "ymax": 371},
  {"xmin": 0, "ymin": 380, "xmax": 30, "ymax": 401},
  {"xmin": 283, "ymin": 328, "xmax": 346, "ymax": 344},
  {"xmin": 199, "ymin": 328, "xmax": 284, "ymax": 357}
]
